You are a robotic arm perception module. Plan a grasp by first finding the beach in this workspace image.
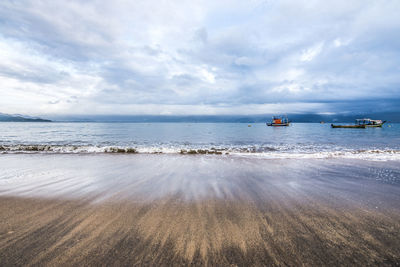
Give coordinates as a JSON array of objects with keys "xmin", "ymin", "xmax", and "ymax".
[
  {"xmin": 1, "ymin": 154, "xmax": 399, "ymax": 266},
  {"xmin": 2, "ymin": 0, "xmax": 400, "ymax": 264}
]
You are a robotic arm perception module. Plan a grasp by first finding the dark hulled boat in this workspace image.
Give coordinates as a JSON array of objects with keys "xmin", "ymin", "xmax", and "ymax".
[
  {"xmin": 331, "ymin": 118, "xmax": 386, "ymax": 128},
  {"xmin": 331, "ymin": 124, "xmax": 366, "ymax": 128}
]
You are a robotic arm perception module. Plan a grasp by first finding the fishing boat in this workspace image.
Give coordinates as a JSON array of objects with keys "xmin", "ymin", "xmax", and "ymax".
[
  {"xmin": 331, "ymin": 118, "xmax": 386, "ymax": 128},
  {"xmin": 267, "ymin": 116, "xmax": 290, "ymax": 126}
]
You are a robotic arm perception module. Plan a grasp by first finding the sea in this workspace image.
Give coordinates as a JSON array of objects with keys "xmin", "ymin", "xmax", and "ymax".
[
  {"xmin": 0, "ymin": 121, "xmax": 399, "ymax": 207},
  {"xmin": 0, "ymin": 122, "xmax": 399, "ymax": 160}
]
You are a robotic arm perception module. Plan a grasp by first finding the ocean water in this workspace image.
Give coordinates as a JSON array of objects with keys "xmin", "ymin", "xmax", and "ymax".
[{"xmin": 0, "ymin": 122, "xmax": 400, "ymax": 160}]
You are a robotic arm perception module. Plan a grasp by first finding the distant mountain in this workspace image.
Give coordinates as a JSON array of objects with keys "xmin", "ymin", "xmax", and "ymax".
[
  {"xmin": 46, "ymin": 112, "xmax": 400, "ymax": 123},
  {"xmin": 0, "ymin": 113, "xmax": 51, "ymax": 122}
]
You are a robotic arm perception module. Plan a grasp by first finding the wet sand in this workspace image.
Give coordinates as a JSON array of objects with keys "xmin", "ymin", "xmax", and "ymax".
[{"xmin": 0, "ymin": 154, "xmax": 399, "ymax": 266}]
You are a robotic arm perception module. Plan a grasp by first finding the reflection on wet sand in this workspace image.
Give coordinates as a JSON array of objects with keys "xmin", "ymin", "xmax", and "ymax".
[{"xmin": 0, "ymin": 154, "xmax": 399, "ymax": 266}]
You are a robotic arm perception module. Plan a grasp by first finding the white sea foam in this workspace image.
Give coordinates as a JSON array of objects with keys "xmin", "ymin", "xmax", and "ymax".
[
  {"xmin": 1, "ymin": 144, "xmax": 400, "ymax": 161},
  {"xmin": 233, "ymin": 150, "xmax": 400, "ymax": 161}
]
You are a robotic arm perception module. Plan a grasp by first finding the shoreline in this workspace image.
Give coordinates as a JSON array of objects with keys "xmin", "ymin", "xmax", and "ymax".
[{"xmin": 1, "ymin": 148, "xmax": 400, "ymax": 162}]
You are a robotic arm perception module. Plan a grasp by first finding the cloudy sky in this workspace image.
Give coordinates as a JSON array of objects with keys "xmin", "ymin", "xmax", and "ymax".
[{"xmin": 0, "ymin": 0, "xmax": 399, "ymax": 116}]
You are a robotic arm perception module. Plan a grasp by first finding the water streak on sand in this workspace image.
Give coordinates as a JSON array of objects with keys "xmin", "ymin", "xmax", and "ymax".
[{"xmin": 1, "ymin": 154, "xmax": 400, "ymax": 201}]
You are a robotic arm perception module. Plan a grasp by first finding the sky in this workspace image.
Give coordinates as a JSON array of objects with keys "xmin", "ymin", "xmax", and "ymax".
[{"xmin": 0, "ymin": 0, "xmax": 399, "ymax": 116}]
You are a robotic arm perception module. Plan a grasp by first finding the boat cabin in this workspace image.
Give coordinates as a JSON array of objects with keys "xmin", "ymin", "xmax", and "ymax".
[
  {"xmin": 356, "ymin": 119, "xmax": 383, "ymax": 126},
  {"xmin": 272, "ymin": 116, "xmax": 289, "ymax": 124}
]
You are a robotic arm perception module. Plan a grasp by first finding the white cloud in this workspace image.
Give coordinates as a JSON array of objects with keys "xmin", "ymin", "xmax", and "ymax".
[
  {"xmin": 300, "ymin": 43, "xmax": 323, "ymax": 62},
  {"xmin": 199, "ymin": 68, "xmax": 215, "ymax": 84},
  {"xmin": 0, "ymin": 0, "xmax": 399, "ymax": 115}
]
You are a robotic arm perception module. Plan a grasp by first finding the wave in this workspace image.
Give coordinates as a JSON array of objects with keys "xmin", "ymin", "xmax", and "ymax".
[
  {"xmin": 1, "ymin": 144, "xmax": 400, "ymax": 160},
  {"xmin": 0, "ymin": 144, "xmax": 281, "ymax": 154}
]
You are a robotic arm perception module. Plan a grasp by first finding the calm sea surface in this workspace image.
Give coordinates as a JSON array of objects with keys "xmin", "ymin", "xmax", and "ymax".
[{"xmin": 0, "ymin": 122, "xmax": 399, "ymax": 160}]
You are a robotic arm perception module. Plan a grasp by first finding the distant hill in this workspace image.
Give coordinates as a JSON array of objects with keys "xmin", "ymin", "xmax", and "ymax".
[
  {"xmin": 0, "ymin": 113, "xmax": 51, "ymax": 122},
  {"xmin": 47, "ymin": 112, "xmax": 400, "ymax": 123}
]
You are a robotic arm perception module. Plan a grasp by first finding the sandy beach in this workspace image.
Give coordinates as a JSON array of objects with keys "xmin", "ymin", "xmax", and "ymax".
[{"xmin": 0, "ymin": 154, "xmax": 399, "ymax": 266}]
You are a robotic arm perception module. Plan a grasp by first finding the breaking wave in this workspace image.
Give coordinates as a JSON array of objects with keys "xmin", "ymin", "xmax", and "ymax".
[{"xmin": 1, "ymin": 144, "xmax": 400, "ymax": 161}]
